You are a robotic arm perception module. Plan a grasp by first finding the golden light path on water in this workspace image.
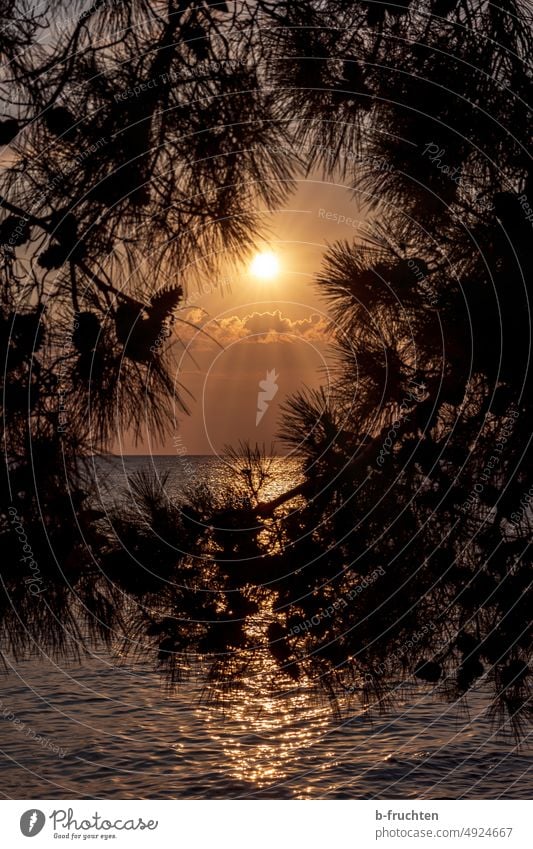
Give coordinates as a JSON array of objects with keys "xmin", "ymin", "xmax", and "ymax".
[{"xmin": 197, "ymin": 658, "xmax": 336, "ymax": 792}]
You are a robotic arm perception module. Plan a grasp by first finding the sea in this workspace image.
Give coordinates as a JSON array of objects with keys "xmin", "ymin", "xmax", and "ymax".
[{"xmin": 0, "ymin": 456, "xmax": 531, "ymax": 799}]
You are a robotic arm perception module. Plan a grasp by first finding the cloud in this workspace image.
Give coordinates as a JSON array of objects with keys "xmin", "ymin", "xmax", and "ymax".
[{"xmin": 179, "ymin": 309, "xmax": 330, "ymax": 347}]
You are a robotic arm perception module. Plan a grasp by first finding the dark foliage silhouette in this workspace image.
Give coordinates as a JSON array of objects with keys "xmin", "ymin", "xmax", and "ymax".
[{"xmin": 0, "ymin": 0, "xmax": 531, "ymax": 735}]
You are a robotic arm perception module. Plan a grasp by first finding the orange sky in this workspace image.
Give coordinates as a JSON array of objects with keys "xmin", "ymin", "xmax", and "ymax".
[{"xmin": 120, "ymin": 174, "xmax": 367, "ymax": 455}]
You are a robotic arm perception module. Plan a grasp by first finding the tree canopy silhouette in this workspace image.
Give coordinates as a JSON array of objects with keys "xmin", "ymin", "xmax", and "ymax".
[{"xmin": 0, "ymin": 0, "xmax": 532, "ymax": 732}]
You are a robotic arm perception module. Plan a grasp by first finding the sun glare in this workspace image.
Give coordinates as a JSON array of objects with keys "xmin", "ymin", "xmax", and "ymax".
[{"xmin": 250, "ymin": 251, "xmax": 280, "ymax": 280}]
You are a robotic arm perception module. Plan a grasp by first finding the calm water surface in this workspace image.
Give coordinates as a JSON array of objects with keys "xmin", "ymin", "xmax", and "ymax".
[{"xmin": 0, "ymin": 457, "xmax": 531, "ymax": 799}]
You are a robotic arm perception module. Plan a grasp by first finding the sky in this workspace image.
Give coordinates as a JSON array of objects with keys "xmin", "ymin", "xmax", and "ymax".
[{"xmin": 121, "ymin": 174, "xmax": 366, "ymax": 455}]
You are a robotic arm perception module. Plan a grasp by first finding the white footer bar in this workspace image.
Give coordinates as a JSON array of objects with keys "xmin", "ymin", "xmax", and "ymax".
[{"xmin": 2, "ymin": 800, "xmax": 531, "ymax": 848}]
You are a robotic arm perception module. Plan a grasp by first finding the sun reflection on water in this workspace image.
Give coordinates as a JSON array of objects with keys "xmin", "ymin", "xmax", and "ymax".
[{"xmin": 197, "ymin": 657, "xmax": 336, "ymax": 791}]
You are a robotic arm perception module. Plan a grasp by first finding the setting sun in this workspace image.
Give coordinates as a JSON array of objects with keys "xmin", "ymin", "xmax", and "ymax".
[{"xmin": 250, "ymin": 251, "xmax": 280, "ymax": 280}]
